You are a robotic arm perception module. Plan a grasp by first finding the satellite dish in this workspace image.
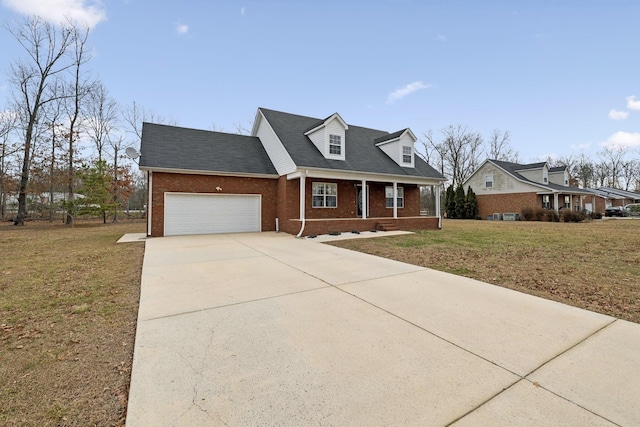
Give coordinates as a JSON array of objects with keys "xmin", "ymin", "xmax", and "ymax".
[{"xmin": 125, "ymin": 147, "xmax": 140, "ymax": 159}]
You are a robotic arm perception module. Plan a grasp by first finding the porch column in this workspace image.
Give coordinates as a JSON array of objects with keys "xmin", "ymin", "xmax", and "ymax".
[
  {"xmin": 435, "ymin": 185, "xmax": 441, "ymax": 227},
  {"xmin": 592, "ymin": 195, "xmax": 596, "ymax": 213},
  {"xmin": 393, "ymin": 182, "xmax": 398, "ymax": 219},
  {"xmin": 361, "ymin": 179, "xmax": 367, "ymax": 219},
  {"xmin": 554, "ymin": 193, "xmax": 559, "ymax": 213}
]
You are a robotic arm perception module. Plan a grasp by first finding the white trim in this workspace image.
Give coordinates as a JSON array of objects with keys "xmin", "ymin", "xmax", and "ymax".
[
  {"xmin": 139, "ymin": 166, "xmax": 278, "ymax": 179},
  {"xmin": 303, "ymin": 113, "xmax": 349, "ymax": 136},
  {"xmin": 374, "ymin": 129, "xmax": 417, "ymax": 147},
  {"xmin": 286, "ymin": 167, "xmax": 444, "ymax": 186},
  {"xmin": 147, "ymin": 171, "xmax": 152, "ymax": 236},
  {"xmin": 297, "ymin": 172, "xmax": 306, "ymax": 237},
  {"xmin": 311, "ymin": 182, "xmax": 338, "ymax": 208}
]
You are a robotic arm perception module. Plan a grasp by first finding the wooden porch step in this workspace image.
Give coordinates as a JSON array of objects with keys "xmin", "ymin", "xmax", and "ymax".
[{"xmin": 376, "ymin": 221, "xmax": 399, "ymax": 231}]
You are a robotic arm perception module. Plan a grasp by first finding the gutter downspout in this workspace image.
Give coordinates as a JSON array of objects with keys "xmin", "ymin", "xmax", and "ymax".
[
  {"xmin": 436, "ymin": 184, "xmax": 442, "ymax": 229},
  {"xmin": 296, "ymin": 171, "xmax": 307, "ymax": 238}
]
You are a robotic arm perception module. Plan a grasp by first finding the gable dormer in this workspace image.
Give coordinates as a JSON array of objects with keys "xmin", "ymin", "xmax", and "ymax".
[
  {"xmin": 549, "ymin": 166, "xmax": 570, "ymax": 186},
  {"xmin": 304, "ymin": 113, "xmax": 348, "ymax": 161},
  {"xmin": 516, "ymin": 162, "xmax": 549, "ymax": 185},
  {"xmin": 375, "ymin": 128, "xmax": 417, "ymax": 168}
]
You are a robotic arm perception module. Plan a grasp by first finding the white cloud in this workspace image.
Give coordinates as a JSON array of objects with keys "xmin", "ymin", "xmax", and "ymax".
[
  {"xmin": 1, "ymin": 0, "xmax": 107, "ymax": 28},
  {"xmin": 601, "ymin": 131, "xmax": 640, "ymax": 149},
  {"xmin": 626, "ymin": 95, "xmax": 640, "ymax": 111},
  {"xmin": 571, "ymin": 142, "xmax": 592, "ymax": 151},
  {"xmin": 175, "ymin": 23, "xmax": 189, "ymax": 35},
  {"xmin": 608, "ymin": 109, "xmax": 629, "ymax": 120},
  {"xmin": 435, "ymin": 34, "xmax": 447, "ymax": 42},
  {"xmin": 387, "ymin": 81, "xmax": 431, "ymax": 104}
]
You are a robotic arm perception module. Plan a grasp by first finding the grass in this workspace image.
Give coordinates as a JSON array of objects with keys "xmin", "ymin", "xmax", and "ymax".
[
  {"xmin": 0, "ymin": 220, "xmax": 145, "ymax": 426},
  {"xmin": 329, "ymin": 218, "xmax": 640, "ymax": 324}
]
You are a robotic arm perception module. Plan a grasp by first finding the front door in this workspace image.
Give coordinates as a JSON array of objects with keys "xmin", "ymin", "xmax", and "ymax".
[{"xmin": 357, "ymin": 185, "xmax": 369, "ymax": 217}]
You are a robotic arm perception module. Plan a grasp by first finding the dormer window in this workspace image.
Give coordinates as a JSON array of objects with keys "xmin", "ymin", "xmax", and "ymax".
[
  {"xmin": 304, "ymin": 113, "xmax": 348, "ymax": 161},
  {"xmin": 329, "ymin": 134, "xmax": 342, "ymax": 155},
  {"xmin": 402, "ymin": 146, "xmax": 412, "ymax": 164},
  {"xmin": 543, "ymin": 167, "xmax": 549, "ymax": 184}
]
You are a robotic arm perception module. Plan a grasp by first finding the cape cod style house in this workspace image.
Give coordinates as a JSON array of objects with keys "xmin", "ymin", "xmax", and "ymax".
[
  {"xmin": 139, "ymin": 108, "xmax": 445, "ymax": 237},
  {"xmin": 463, "ymin": 159, "xmax": 597, "ymax": 219}
]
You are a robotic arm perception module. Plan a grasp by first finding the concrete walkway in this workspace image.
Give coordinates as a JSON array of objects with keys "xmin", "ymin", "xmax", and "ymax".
[{"xmin": 127, "ymin": 232, "xmax": 640, "ymax": 426}]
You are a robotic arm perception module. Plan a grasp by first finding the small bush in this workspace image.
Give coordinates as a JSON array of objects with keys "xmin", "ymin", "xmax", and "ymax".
[
  {"xmin": 545, "ymin": 210, "xmax": 560, "ymax": 222},
  {"xmin": 561, "ymin": 211, "xmax": 586, "ymax": 223},
  {"xmin": 535, "ymin": 208, "xmax": 546, "ymax": 221},
  {"xmin": 521, "ymin": 206, "xmax": 535, "ymax": 221},
  {"xmin": 593, "ymin": 212, "xmax": 603, "ymax": 219}
]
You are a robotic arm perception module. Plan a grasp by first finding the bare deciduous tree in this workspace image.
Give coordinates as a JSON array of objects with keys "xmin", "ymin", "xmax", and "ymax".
[
  {"xmin": 85, "ymin": 82, "xmax": 118, "ymax": 163},
  {"xmin": 0, "ymin": 110, "xmax": 18, "ymax": 219},
  {"xmin": 62, "ymin": 23, "xmax": 92, "ymax": 225},
  {"xmin": 487, "ymin": 129, "xmax": 519, "ymax": 162},
  {"xmin": 6, "ymin": 16, "xmax": 77, "ymax": 225},
  {"xmin": 422, "ymin": 124, "xmax": 483, "ymax": 188},
  {"xmin": 598, "ymin": 146, "xmax": 628, "ymax": 189}
]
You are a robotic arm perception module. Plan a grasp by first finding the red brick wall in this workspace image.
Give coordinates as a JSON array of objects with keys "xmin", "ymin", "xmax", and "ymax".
[
  {"xmin": 302, "ymin": 180, "xmax": 421, "ymax": 219},
  {"xmin": 150, "ymin": 172, "xmax": 278, "ymax": 237},
  {"xmin": 477, "ymin": 192, "xmax": 538, "ymax": 219},
  {"xmin": 150, "ymin": 172, "xmax": 437, "ymax": 237}
]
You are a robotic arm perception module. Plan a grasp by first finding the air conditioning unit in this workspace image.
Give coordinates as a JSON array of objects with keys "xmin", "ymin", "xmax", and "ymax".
[
  {"xmin": 493, "ymin": 213, "xmax": 502, "ymax": 220},
  {"xmin": 503, "ymin": 213, "xmax": 516, "ymax": 221}
]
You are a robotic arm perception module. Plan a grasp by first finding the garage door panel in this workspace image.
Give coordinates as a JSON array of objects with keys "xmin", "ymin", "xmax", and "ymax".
[{"xmin": 165, "ymin": 193, "xmax": 261, "ymax": 236}]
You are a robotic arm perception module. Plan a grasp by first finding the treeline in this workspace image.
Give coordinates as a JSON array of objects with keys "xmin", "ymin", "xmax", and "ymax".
[
  {"xmin": 0, "ymin": 17, "xmax": 164, "ymax": 225},
  {"xmin": 421, "ymin": 125, "xmax": 640, "ymax": 192}
]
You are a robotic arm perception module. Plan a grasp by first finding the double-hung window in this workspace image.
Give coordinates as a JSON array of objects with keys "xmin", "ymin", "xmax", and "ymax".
[
  {"xmin": 542, "ymin": 195, "xmax": 551, "ymax": 209},
  {"xmin": 385, "ymin": 186, "xmax": 404, "ymax": 208},
  {"xmin": 563, "ymin": 195, "xmax": 571, "ymax": 209},
  {"xmin": 485, "ymin": 174, "xmax": 493, "ymax": 188},
  {"xmin": 402, "ymin": 146, "xmax": 412, "ymax": 164},
  {"xmin": 329, "ymin": 135, "xmax": 342, "ymax": 155},
  {"xmin": 312, "ymin": 183, "xmax": 337, "ymax": 208}
]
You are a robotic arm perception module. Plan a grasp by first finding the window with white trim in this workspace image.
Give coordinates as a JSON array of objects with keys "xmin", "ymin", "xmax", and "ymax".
[
  {"xmin": 385, "ymin": 186, "xmax": 404, "ymax": 208},
  {"xmin": 402, "ymin": 146, "xmax": 412, "ymax": 164},
  {"xmin": 563, "ymin": 195, "xmax": 571, "ymax": 209},
  {"xmin": 542, "ymin": 195, "xmax": 551, "ymax": 209},
  {"xmin": 312, "ymin": 182, "xmax": 337, "ymax": 208},
  {"xmin": 543, "ymin": 169, "xmax": 548, "ymax": 184},
  {"xmin": 329, "ymin": 134, "xmax": 342, "ymax": 155},
  {"xmin": 485, "ymin": 174, "xmax": 493, "ymax": 188}
]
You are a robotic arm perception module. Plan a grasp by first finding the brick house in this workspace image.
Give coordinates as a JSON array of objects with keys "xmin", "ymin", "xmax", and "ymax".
[
  {"xmin": 587, "ymin": 187, "xmax": 640, "ymax": 210},
  {"xmin": 139, "ymin": 108, "xmax": 445, "ymax": 237},
  {"xmin": 462, "ymin": 159, "xmax": 596, "ymax": 219}
]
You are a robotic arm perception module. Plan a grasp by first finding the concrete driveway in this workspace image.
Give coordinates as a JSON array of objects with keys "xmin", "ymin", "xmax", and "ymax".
[{"xmin": 127, "ymin": 232, "xmax": 640, "ymax": 426}]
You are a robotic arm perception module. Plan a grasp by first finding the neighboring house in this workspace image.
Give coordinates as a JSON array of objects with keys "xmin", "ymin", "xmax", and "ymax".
[
  {"xmin": 463, "ymin": 159, "xmax": 596, "ymax": 219},
  {"xmin": 588, "ymin": 187, "xmax": 640, "ymax": 210},
  {"xmin": 139, "ymin": 108, "xmax": 445, "ymax": 237}
]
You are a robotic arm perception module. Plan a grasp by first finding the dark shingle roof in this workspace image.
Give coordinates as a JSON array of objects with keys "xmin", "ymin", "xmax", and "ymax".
[
  {"xmin": 374, "ymin": 129, "xmax": 408, "ymax": 144},
  {"xmin": 549, "ymin": 166, "xmax": 567, "ymax": 172},
  {"xmin": 139, "ymin": 122, "xmax": 277, "ymax": 175},
  {"xmin": 259, "ymin": 108, "xmax": 444, "ymax": 180}
]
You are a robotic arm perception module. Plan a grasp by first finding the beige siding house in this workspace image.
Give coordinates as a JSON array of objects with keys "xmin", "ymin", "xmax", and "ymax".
[{"xmin": 463, "ymin": 160, "xmax": 596, "ymax": 219}]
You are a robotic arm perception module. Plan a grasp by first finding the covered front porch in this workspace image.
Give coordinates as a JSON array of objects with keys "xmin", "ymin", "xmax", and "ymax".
[
  {"xmin": 538, "ymin": 189, "xmax": 597, "ymax": 213},
  {"xmin": 280, "ymin": 169, "xmax": 443, "ymax": 237}
]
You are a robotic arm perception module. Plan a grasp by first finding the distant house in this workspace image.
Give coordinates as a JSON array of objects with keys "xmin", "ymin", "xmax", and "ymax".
[
  {"xmin": 588, "ymin": 187, "xmax": 640, "ymax": 210},
  {"xmin": 463, "ymin": 159, "xmax": 596, "ymax": 219},
  {"xmin": 139, "ymin": 108, "xmax": 445, "ymax": 237}
]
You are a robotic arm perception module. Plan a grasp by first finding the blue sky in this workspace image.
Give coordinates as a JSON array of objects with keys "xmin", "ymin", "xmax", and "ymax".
[{"xmin": 1, "ymin": 0, "xmax": 639, "ymax": 163}]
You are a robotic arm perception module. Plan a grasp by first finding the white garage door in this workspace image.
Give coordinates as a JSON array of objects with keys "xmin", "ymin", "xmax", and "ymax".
[{"xmin": 164, "ymin": 193, "xmax": 261, "ymax": 236}]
